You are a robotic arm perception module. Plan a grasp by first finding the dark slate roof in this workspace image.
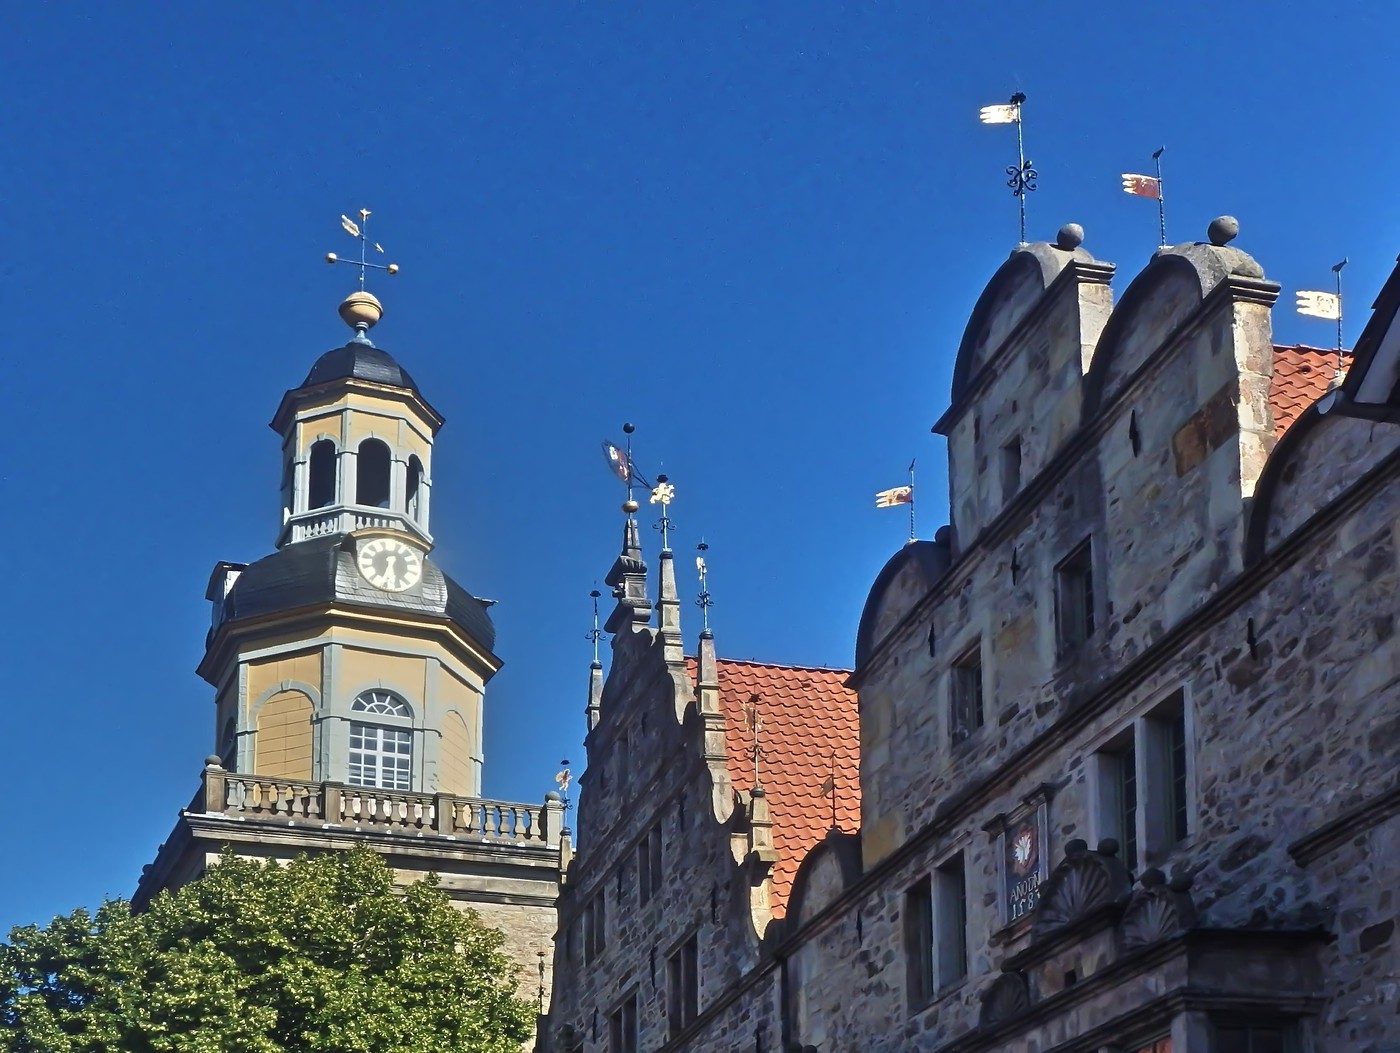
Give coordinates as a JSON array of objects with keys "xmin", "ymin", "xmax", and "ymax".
[
  {"xmin": 220, "ymin": 535, "xmax": 495, "ymax": 652},
  {"xmin": 301, "ymin": 342, "xmax": 419, "ymax": 393}
]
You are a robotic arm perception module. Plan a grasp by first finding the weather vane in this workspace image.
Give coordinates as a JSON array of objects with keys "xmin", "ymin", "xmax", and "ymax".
[
  {"xmin": 1297, "ymin": 259, "xmax": 1350, "ymax": 374},
  {"xmin": 587, "ymin": 588, "xmax": 603, "ymax": 662},
  {"xmin": 979, "ymin": 92, "xmax": 1036, "ymax": 244},
  {"xmin": 745, "ymin": 695, "xmax": 763, "ymax": 789},
  {"xmin": 555, "ymin": 760, "xmax": 573, "ymax": 831},
  {"xmin": 695, "ymin": 541, "xmax": 713, "ymax": 632},
  {"xmin": 326, "ymin": 209, "xmax": 400, "ymax": 291},
  {"xmin": 1122, "ymin": 147, "xmax": 1168, "ymax": 246},
  {"xmin": 601, "ymin": 423, "xmax": 652, "ymax": 518},
  {"xmin": 650, "ymin": 474, "xmax": 676, "ymax": 548}
]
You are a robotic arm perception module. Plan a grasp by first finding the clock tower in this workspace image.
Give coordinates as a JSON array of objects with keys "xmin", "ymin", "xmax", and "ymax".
[
  {"xmin": 195, "ymin": 288, "xmax": 498, "ymax": 796},
  {"xmin": 137, "ymin": 272, "xmax": 564, "ymax": 1014}
]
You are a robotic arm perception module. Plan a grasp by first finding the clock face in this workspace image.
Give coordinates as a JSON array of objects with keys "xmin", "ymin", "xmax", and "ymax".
[{"xmin": 356, "ymin": 538, "xmax": 423, "ymax": 593}]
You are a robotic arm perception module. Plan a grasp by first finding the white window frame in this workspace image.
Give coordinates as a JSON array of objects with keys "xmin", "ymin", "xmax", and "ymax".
[{"xmin": 348, "ymin": 690, "xmax": 414, "ymax": 791}]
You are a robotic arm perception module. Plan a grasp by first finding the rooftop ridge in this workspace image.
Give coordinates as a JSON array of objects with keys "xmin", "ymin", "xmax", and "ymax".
[{"xmin": 684, "ymin": 654, "xmax": 854, "ymax": 675}]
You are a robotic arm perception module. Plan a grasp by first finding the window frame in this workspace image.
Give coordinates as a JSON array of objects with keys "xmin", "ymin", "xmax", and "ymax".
[
  {"xmin": 934, "ymin": 852, "xmax": 969, "ymax": 991},
  {"xmin": 903, "ymin": 875, "xmax": 935, "ymax": 1010},
  {"xmin": 1055, "ymin": 538, "xmax": 1096, "ymax": 656},
  {"xmin": 949, "ymin": 642, "xmax": 985, "ymax": 746},
  {"xmin": 666, "ymin": 932, "xmax": 699, "ymax": 1037},
  {"xmin": 1089, "ymin": 689, "xmax": 1194, "ymax": 869},
  {"xmin": 608, "ymin": 990, "xmax": 638, "ymax": 1053}
]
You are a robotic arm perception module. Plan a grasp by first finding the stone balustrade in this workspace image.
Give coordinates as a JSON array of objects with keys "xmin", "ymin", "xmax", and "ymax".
[{"xmin": 197, "ymin": 759, "xmax": 563, "ymax": 849}]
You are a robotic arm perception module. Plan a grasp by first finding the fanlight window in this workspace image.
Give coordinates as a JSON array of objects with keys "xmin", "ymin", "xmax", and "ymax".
[
  {"xmin": 348, "ymin": 690, "xmax": 413, "ymax": 790},
  {"xmin": 352, "ymin": 690, "xmax": 411, "ymax": 717}
]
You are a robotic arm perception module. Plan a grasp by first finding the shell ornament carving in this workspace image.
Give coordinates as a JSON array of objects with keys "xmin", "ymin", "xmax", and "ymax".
[
  {"xmin": 978, "ymin": 971, "xmax": 1032, "ymax": 1026},
  {"xmin": 1032, "ymin": 839, "xmax": 1133, "ymax": 937},
  {"xmin": 1118, "ymin": 868, "xmax": 1197, "ymax": 953}
]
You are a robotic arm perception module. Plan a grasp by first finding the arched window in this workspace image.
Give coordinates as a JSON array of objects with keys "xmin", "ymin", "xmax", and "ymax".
[
  {"xmin": 308, "ymin": 440, "xmax": 337, "ymax": 509},
  {"xmin": 406, "ymin": 455, "xmax": 424, "ymax": 522},
  {"xmin": 348, "ymin": 689, "xmax": 412, "ymax": 790},
  {"xmin": 357, "ymin": 439, "xmax": 392, "ymax": 509}
]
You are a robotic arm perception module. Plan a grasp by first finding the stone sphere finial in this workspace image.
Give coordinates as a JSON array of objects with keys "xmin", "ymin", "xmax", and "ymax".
[
  {"xmin": 338, "ymin": 290, "xmax": 383, "ymax": 333},
  {"xmin": 204, "ymin": 754, "xmax": 224, "ymax": 768},
  {"xmin": 1207, "ymin": 216, "xmax": 1240, "ymax": 247},
  {"xmin": 1096, "ymin": 837, "xmax": 1121, "ymax": 858},
  {"xmin": 546, "ymin": 791, "xmax": 561, "ymax": 802},
  {"xmin": 1055, "ymin": 223, "xmax": 1085, "ymax": 251}
]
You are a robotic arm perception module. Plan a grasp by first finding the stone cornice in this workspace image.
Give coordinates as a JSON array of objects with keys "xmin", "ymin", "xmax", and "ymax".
[{"xmin": 1288, "ymin": 774, "xmax": 1400, "ymax": 866}]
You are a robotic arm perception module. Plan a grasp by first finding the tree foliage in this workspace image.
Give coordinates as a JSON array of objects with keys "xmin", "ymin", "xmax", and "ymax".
[{"xmin": 0, "ymin": 848, "xmax": 535, "ymax": 1053}]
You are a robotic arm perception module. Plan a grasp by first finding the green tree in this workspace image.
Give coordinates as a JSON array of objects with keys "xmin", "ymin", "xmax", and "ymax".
[{"xmin": 0, "ymin": 848, "xmax": 535, "ymax": 1053}]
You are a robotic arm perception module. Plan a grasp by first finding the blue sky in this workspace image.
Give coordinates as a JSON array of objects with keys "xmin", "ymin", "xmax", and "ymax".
[{"xmin": 2, "ymin": 3, "xmax": 1396, "ymax": 932}]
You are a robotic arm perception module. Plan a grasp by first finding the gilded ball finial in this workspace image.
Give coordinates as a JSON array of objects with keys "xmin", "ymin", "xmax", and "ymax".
[
  {"xmin": 387, "ymin": 263, "xmax": 400, "ymax": 275},
  {"xmin": 338, "ymin": 290, "xmax": 383, "ymax": 333},
  {"xmin": 326, "ymin": 252, "xmax": 338, "ymax": 264},
  {"xmin": 622, "ymin": 499, "xmax": 640, "ymax": 514}
]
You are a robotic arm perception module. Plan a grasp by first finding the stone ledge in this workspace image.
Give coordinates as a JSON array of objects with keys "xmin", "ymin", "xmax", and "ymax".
[{"xmin": 1287, "ymin": 776, "xmax": 1400, "ymax": 866}]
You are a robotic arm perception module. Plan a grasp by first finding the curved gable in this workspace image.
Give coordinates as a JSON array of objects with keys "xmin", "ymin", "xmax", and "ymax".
[
  {"xmin": 855, "ymin": 538, "xmax": 950, "ymax": 668},
  {"xmin": 950, "ymin": 251, "xmax": 1049, "ymax": 403},
  {"xmin": 1247, "ymin": 404, "xmax": 1400, "ymax": 562},
  {"xmin": 1084, "ymin": 254, "xmax": 1203, "ymax": 413}
]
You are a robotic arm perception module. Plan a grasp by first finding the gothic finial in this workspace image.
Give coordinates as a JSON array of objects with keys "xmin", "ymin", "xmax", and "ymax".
[
  {"xmin": 695, "ymin": 540, "xmax": 713, "ymax": 635},
  {"xmin": 326, "ymin": 208, "xmax": 400, "ymax": 345}
]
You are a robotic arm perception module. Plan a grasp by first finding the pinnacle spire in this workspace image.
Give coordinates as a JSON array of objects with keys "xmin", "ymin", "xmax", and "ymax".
[{"xmin": 604, "ymin": 516, "xmax": 651, "ymax": 634}]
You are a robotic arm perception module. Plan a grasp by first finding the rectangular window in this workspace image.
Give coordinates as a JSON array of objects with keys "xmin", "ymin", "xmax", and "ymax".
[
  {"xmin": 582, "ymin": 891, "xmax": 607, "ymax": 964},
  {"xmin": 903, "ymin": 876, "xmax": 934, "ymax": 1008},
  {"xmin": 1093, "ymin": 691, "xmax": 1192, "ymax": 870},
  {"xmin": 666, "ymin": 934, "xmax": 699, "ymax": 1037},
  {"xmin": 1001, "ymin": 438, "xmax": 1022, "ymax": 498},
  {"xmin": 1215, "ymin": 1025, "xmax": 1290, "ymax": 1053},
  {"xmin": 1055, "ymin": 540, "xmax": 1095, "ymax": 654},
  {"xmin": 950, "ymin": 645, "xmax": 985, "ymax": 745},
  {"xmin": 1143, "ymin": 694, "xmax": 1190, "ymax": 853},
  {"xmin": 935, "ymin": 854, "xmax": 968, "ymax": 988},
  {"xmin": 1132, "ymin": 1040, "xmax": 1172, "ymax": 1053},
  {"xmin": 638, "ymin": 825, "xmax": 663, "ymax": 904},
  {"xmin": 609, "ymin": 993, "xmax": 638, "ymax": 1053},
  {"xmin": 348, "ymin": 723, "xmax": 412, "ymax": 790}
]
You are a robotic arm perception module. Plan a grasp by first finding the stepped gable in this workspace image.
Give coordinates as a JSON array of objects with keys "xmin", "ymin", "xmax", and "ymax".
[
  {"xmin": 1270, "ymin": 344, "xmax": 1337, "ymax": 436},
  {"xmin": 689, "ymin": 656, "xmax": 859, "ymax": 918}
]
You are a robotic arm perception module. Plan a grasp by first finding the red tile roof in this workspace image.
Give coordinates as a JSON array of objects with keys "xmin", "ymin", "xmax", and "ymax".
[
  {"xmin": 686, "ymin": 656, "xmax": 859, "ymax": 920},
  {"xmin": 1270, "ymin": 344, "xmax": 1338, "ymax": 438}
]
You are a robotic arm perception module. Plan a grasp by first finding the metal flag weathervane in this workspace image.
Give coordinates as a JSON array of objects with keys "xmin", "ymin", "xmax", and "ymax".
[
  {"xmin": 1297, "ymin": 259, "xmax": 1349, "ymax": 373},
  {"xmin": 874, "ymin": 459, "xmax": 916, "ymax": 540},
  {"xmin": 1122, "ymin": 147, "xmax": 1168, "ymax": 246},
  {"xmin": 980, "ymin": 92, "xmax": 1036, "ymax": 244},
  {"xmin": 326, "ymin": 209, "xmax": 400, "ymax": 290}
]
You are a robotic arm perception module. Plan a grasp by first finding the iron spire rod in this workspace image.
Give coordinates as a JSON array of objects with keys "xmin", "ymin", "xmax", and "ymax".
[
  {"xmin": 1016, "ymin": 112, "xmax": 1027, "ymax": 245},
  {"xmin": 907, "ymin": 458, "xmax": 917, "ymax": 541},
  {"xmin": 1153, "ymin": 146, "xmax": 1167, "ymax": 246},
  {"xmin": 1333, "ymin": 258, "xmax": 1349, "ymax": 362}
]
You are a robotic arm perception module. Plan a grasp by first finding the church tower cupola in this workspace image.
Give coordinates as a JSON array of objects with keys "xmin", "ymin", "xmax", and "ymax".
[{"xmin": 269, "ymin": 284, "xmax": 442, "ymax": 550}]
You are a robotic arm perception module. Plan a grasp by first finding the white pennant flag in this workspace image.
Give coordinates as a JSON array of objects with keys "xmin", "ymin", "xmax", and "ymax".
[
  {"xmin": 979, "ymin": 102, "xmax": 1021, "ymax": 125},
  {"xmin": 1296, "ymin": 290, "xmax": 1341, "ymax": 321},
  {"xmin": 875, "ymin": 485, "xmax": 914, "ymax": 508}
]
